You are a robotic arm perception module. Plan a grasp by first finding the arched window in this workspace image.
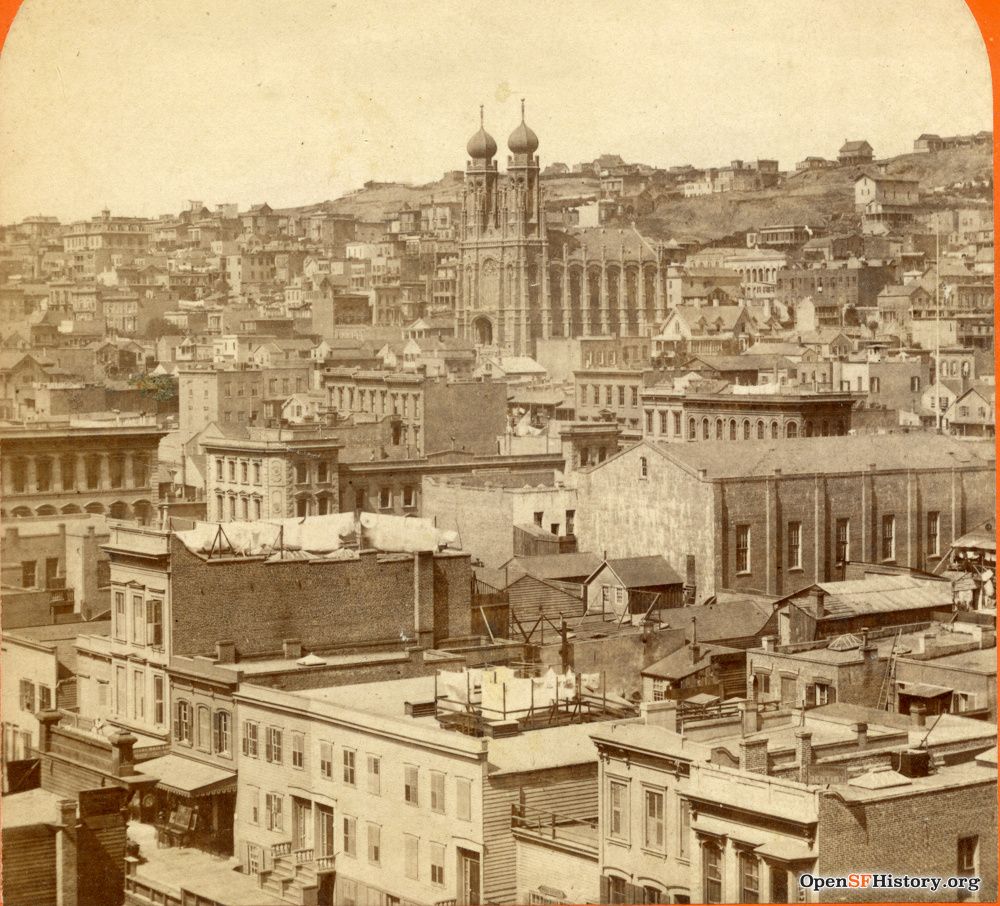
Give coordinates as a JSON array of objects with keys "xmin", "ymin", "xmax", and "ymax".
[
  {"xmin": 688, "ymin": 418, "xmax": 696, "ymax": 441},
  {"xmin": 729, "ymin": 419, "xmax": 737, "ymax": 440},
  {"xmin": 742, "ymin": 419, "xmax": 751, "ymax": 440},
  {"xmin": 716, "ymin": 418, "xmax": 724, "ymax": 439},
  {"xmin": 756, "ymin": 420, "xmax": 765, "ymax": 439},
  {"xmin": 213, "ymin": 710, "xmax": 231, "ymax": 756},
  {"xmin": 174, "ymin": 700, "xmax": 191, "ymax": 744},
  {"xmin": 786, "ymin": 421, "xmax": 798, "ymax": 438},
  {"xmin": 702, "ymin": 418, "xmax": 710, "ymax": 440},
  {"xmin": 197, "ymin": 706, "xmax": 211, "ymax": 751},
  {"xmin": 770, "ymin": 421, "xmax": 779, "ymax": 439},
  {"xmin": 640, "ymin": 456, "xmax": 648, "ymax": 478}
]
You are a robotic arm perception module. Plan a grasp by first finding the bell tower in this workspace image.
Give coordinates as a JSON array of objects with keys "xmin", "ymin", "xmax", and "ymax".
[{"xmin": 456, "ymin": 101, "xmax": 550, "ymax": 356}]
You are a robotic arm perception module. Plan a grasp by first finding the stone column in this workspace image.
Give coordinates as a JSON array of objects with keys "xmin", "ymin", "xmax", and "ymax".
[
  {"xmin": 124, "ymin": 453, "xmax": 135, "ymax": 489},
  {"xmin": 76, "ymin": 453, "xmax": 87, "ymax": 490},
  {"xmin": 26, "ymin": 456, "xmax": 38, "ymax": 494},
  {"xmin": 99, "ymin": 453, "xmax": 111, "ymax": 490},
  {"xmin": 581, "ymin": 266, "xmax": 591, "ymax": 335},
  {"xmin": 52, "ymin": 456, "xmax": 62, "ymax": 493}
]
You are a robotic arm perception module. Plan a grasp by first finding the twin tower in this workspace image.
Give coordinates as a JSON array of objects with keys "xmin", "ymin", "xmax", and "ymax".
[{"xmin": 456, "ymin": 102, "xmax": 549, "ymax": 355}]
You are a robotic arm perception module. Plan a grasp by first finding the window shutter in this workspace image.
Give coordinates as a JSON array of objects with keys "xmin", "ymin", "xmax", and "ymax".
[{"xmin": 599, "ymin": 875, "xmax": 611, "ymax": 905}]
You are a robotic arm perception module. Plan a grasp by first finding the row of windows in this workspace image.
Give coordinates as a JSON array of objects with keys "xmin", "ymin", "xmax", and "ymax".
[
  {"xmin": 241, "ymin": 720, "xmax": 473, "ymax": 818},
  {"xmin": 607, "ymin": 779, "xmax": 691, "ymax": 861},
  {"xmin": 643, "ymin": 412, "xmax": 845, "ymax": 441},
  {"xmin": 18, "ymin": 679, "xmax": 52, "ymax": 714},
  {"xmin": 733, "ymin": 512, "xmax": 942, "ymax": 575},
  {"xmin": 115, "ymin": 667, "xmax": 166, "ymax": 727},
  {"xmin": 580, "ymin": 384, "xmax": 641, "ymax": 409},
  {"xmin": 243, "ymin": 794, "xmax": 451, "ymax": 887},
  {"xmin": 7, "ymin": 453, "xmax": 150, "ymax": 494},
  {"xmin": 331, "ymin": 385, "xmax": 422, "ymax": 420},
  {"xmin": 175, "ymin": 701, "xmax": 231, "ymax": 756},
  {"xmin": 113, "ymin": 589, "xmax": 164, "ymax": 647}
]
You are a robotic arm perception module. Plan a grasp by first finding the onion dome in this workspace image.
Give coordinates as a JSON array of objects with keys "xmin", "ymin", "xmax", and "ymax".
[
  {"xmin": 467, "ymin": 106, "xmax": 497, "ymax": 160},
  {"xmin": 508, "ymin": 99, "xmax": 539, "ymax": 155}
]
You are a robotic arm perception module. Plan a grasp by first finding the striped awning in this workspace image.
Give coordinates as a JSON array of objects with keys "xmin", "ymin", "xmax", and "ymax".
[{"xmin": 136, "ymin": 754, "xmax": 236, "ymax": 798}]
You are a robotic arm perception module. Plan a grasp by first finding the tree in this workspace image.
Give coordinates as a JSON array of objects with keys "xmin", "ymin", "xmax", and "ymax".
[{"xmin": 129, "ymin": 373, "xmax": 177, "ymax": 403}]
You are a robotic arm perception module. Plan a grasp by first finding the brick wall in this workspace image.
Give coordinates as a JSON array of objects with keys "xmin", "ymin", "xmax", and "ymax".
[
  {"xmin": 169, "ymin": 537, "xmax": 473, "ymax": 658},
  {"xmin": 817, "ymin": 780, "xmax": 997, "ymax": 902}
]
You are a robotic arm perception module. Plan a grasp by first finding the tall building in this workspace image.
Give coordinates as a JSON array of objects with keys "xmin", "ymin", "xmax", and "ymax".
[{"xmin": 456, "ymin": 103, "xmax": 548, "ymax": 356}]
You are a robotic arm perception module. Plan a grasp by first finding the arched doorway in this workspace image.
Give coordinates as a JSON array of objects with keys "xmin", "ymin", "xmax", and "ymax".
[{"xmin": 472, "ymin": 316, "xmax": 493, "ymax": 346}]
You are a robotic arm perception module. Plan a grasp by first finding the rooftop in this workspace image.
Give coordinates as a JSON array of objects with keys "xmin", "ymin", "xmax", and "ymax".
[
  {"xmin": 1, "ymin": 788, "xmax": 67, "ymax": 829},
  {"xmin": 647, "ymin": 434, "xmax": 994, "ymax": 480}
]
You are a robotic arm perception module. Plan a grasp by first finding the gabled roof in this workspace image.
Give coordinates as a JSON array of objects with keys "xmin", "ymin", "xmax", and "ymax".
[
  {"xmin": 641, "ymin": 642, "xmax": 737, "ymax": 681},
  {"xmin": 779, "ymin": 574, "xmax": 952, "ymax": 619},
  {"xmin": 587, "ymin": 555, "xmax": 683, "ymax": 589},
  {"xmin": 504, "ymin": 552, "xmax": 604, "ymax": 582}
]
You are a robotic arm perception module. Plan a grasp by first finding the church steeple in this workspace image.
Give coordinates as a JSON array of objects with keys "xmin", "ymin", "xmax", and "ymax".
[
  {"xmin": 508, "ymin": 99, "xmax": 539, "ymax": 156},
  {"xmin": 467, "ymin": 105, "xmax": 497, "ymax": 162}
]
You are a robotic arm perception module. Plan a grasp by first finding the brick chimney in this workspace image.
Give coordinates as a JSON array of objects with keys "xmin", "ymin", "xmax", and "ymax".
[
  {"xmin": 910, "ymin": 704, "xmax": 927, "ymax": 728},
  {"xmin": 739, "ymin": 737, "xmax": 769, "ymax": 774},
  {"xmin": 795, "ymin": 729, "xmax": 813, "ymax": 783},
  {"xmin": 282, "ymin": 639, "xmax": 302, "ymax": 659},
  {"xmin": 216, "ymin": 640, "xmax": 236, "ymax": 663},
  {"xmin": 806, "ymin": 587, "xmax": 826, "ymax": 618},
  {"xmin": 854, "ymin": 722, "xmax": 868, "ymax": 749}
]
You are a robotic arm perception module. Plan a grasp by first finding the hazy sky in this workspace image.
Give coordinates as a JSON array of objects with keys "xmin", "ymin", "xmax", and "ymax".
[{"xmin": 0, "ymin": 0, "xmax": 992, "ymax": 222}]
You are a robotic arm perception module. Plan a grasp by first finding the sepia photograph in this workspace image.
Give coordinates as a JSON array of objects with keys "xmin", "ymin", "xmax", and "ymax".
[{"xmin": 0, "ymin": 0, "xmax": 996, "ymax": 904}]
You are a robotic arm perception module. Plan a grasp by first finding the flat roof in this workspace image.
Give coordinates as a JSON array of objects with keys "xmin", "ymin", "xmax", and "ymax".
[
  {"xmin": 901, "ymin": 646, "xmax": 996, "ymax": 675},
  {"xmin": 1, "ymin": 788, "xmax": 66, "ymax": 828},
  {"xmin": 651, "ymin": 434, "xmax": 995, "ymax": 480}
]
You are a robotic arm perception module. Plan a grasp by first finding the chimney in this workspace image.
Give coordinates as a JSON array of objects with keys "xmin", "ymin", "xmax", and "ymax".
[
  {"xmin": 640, "ymin": 700, "xmax": 678, "ymax": 733},
  {"xmin": 109, "ymin": 730, "xmax": 138, "ymax": 776},
  {"xmin": 854, "ymin": 722, "xmax": 868, "ymax": 750},
  {"xmin": 282, "ymin": 639, "xmax": 302, "ymax": 659},
  {"xmin": 739, "ymin": 737, "xmax": 769, "ymax": 774},
  {"xmin": 216, "ymin": 640, "xmax": 236, "ymax": 663},
  {"xmin": 739, "ymin": 700, "xmax": 762, "ymax": 735},
  {"xmin": 808, "ymin": 587, "xmax": 826, "ymax": 618},
  {"xmin": 910, "ymin": 704, "xmax": 927, "ymax": 728},
  {"xmin": 36, "ymin": 709, "xmax": 62, "ymax": 752},
  {"xmin": 795, "ymin": 729, "xmax": 813, "ymax": 783},
  {"xmin": 690, "ymin": 617, "xmax": 700, "ymax": 663},
  {"xmin": 761, "ymin": 635, "xmax": 775, "ymax": 652}
]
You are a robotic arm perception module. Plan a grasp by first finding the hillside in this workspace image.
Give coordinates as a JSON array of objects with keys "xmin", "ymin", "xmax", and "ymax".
[
  {"xmin": 272, "ymin": 145, "xmax": 990, "ymax": 239},
  {"xmin": 638, "ymin": 145, "xmax": 992, "ymax": 242}
]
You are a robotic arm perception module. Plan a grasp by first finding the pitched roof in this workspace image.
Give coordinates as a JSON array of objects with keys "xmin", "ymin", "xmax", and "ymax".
[
  {"xmin": 785, "ymin": 575, "xmax": 953, "ymax": 619},
  {"xmin": 505, "ymin": 552, "xmax": 604, "ymax": 581},
  {"xmin": 597, "ymin": 555, "xmax": 683, "ymax": 588},
  {"xmin": 641, "ymin": 642, "xmax": 736, "ymax": 680}
]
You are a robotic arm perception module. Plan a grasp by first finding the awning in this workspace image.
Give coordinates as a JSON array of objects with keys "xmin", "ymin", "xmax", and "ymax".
[
  {"xmin": 136, "ymin": 754, "xmax": 236, "ymax": 798},
  {"xmin": 754, "ymin": 838, "xmax": 816, "ymax": 863},
  {"xmin": 897, "ymin": 682, "xmax": 953, "ymax": 699}
]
